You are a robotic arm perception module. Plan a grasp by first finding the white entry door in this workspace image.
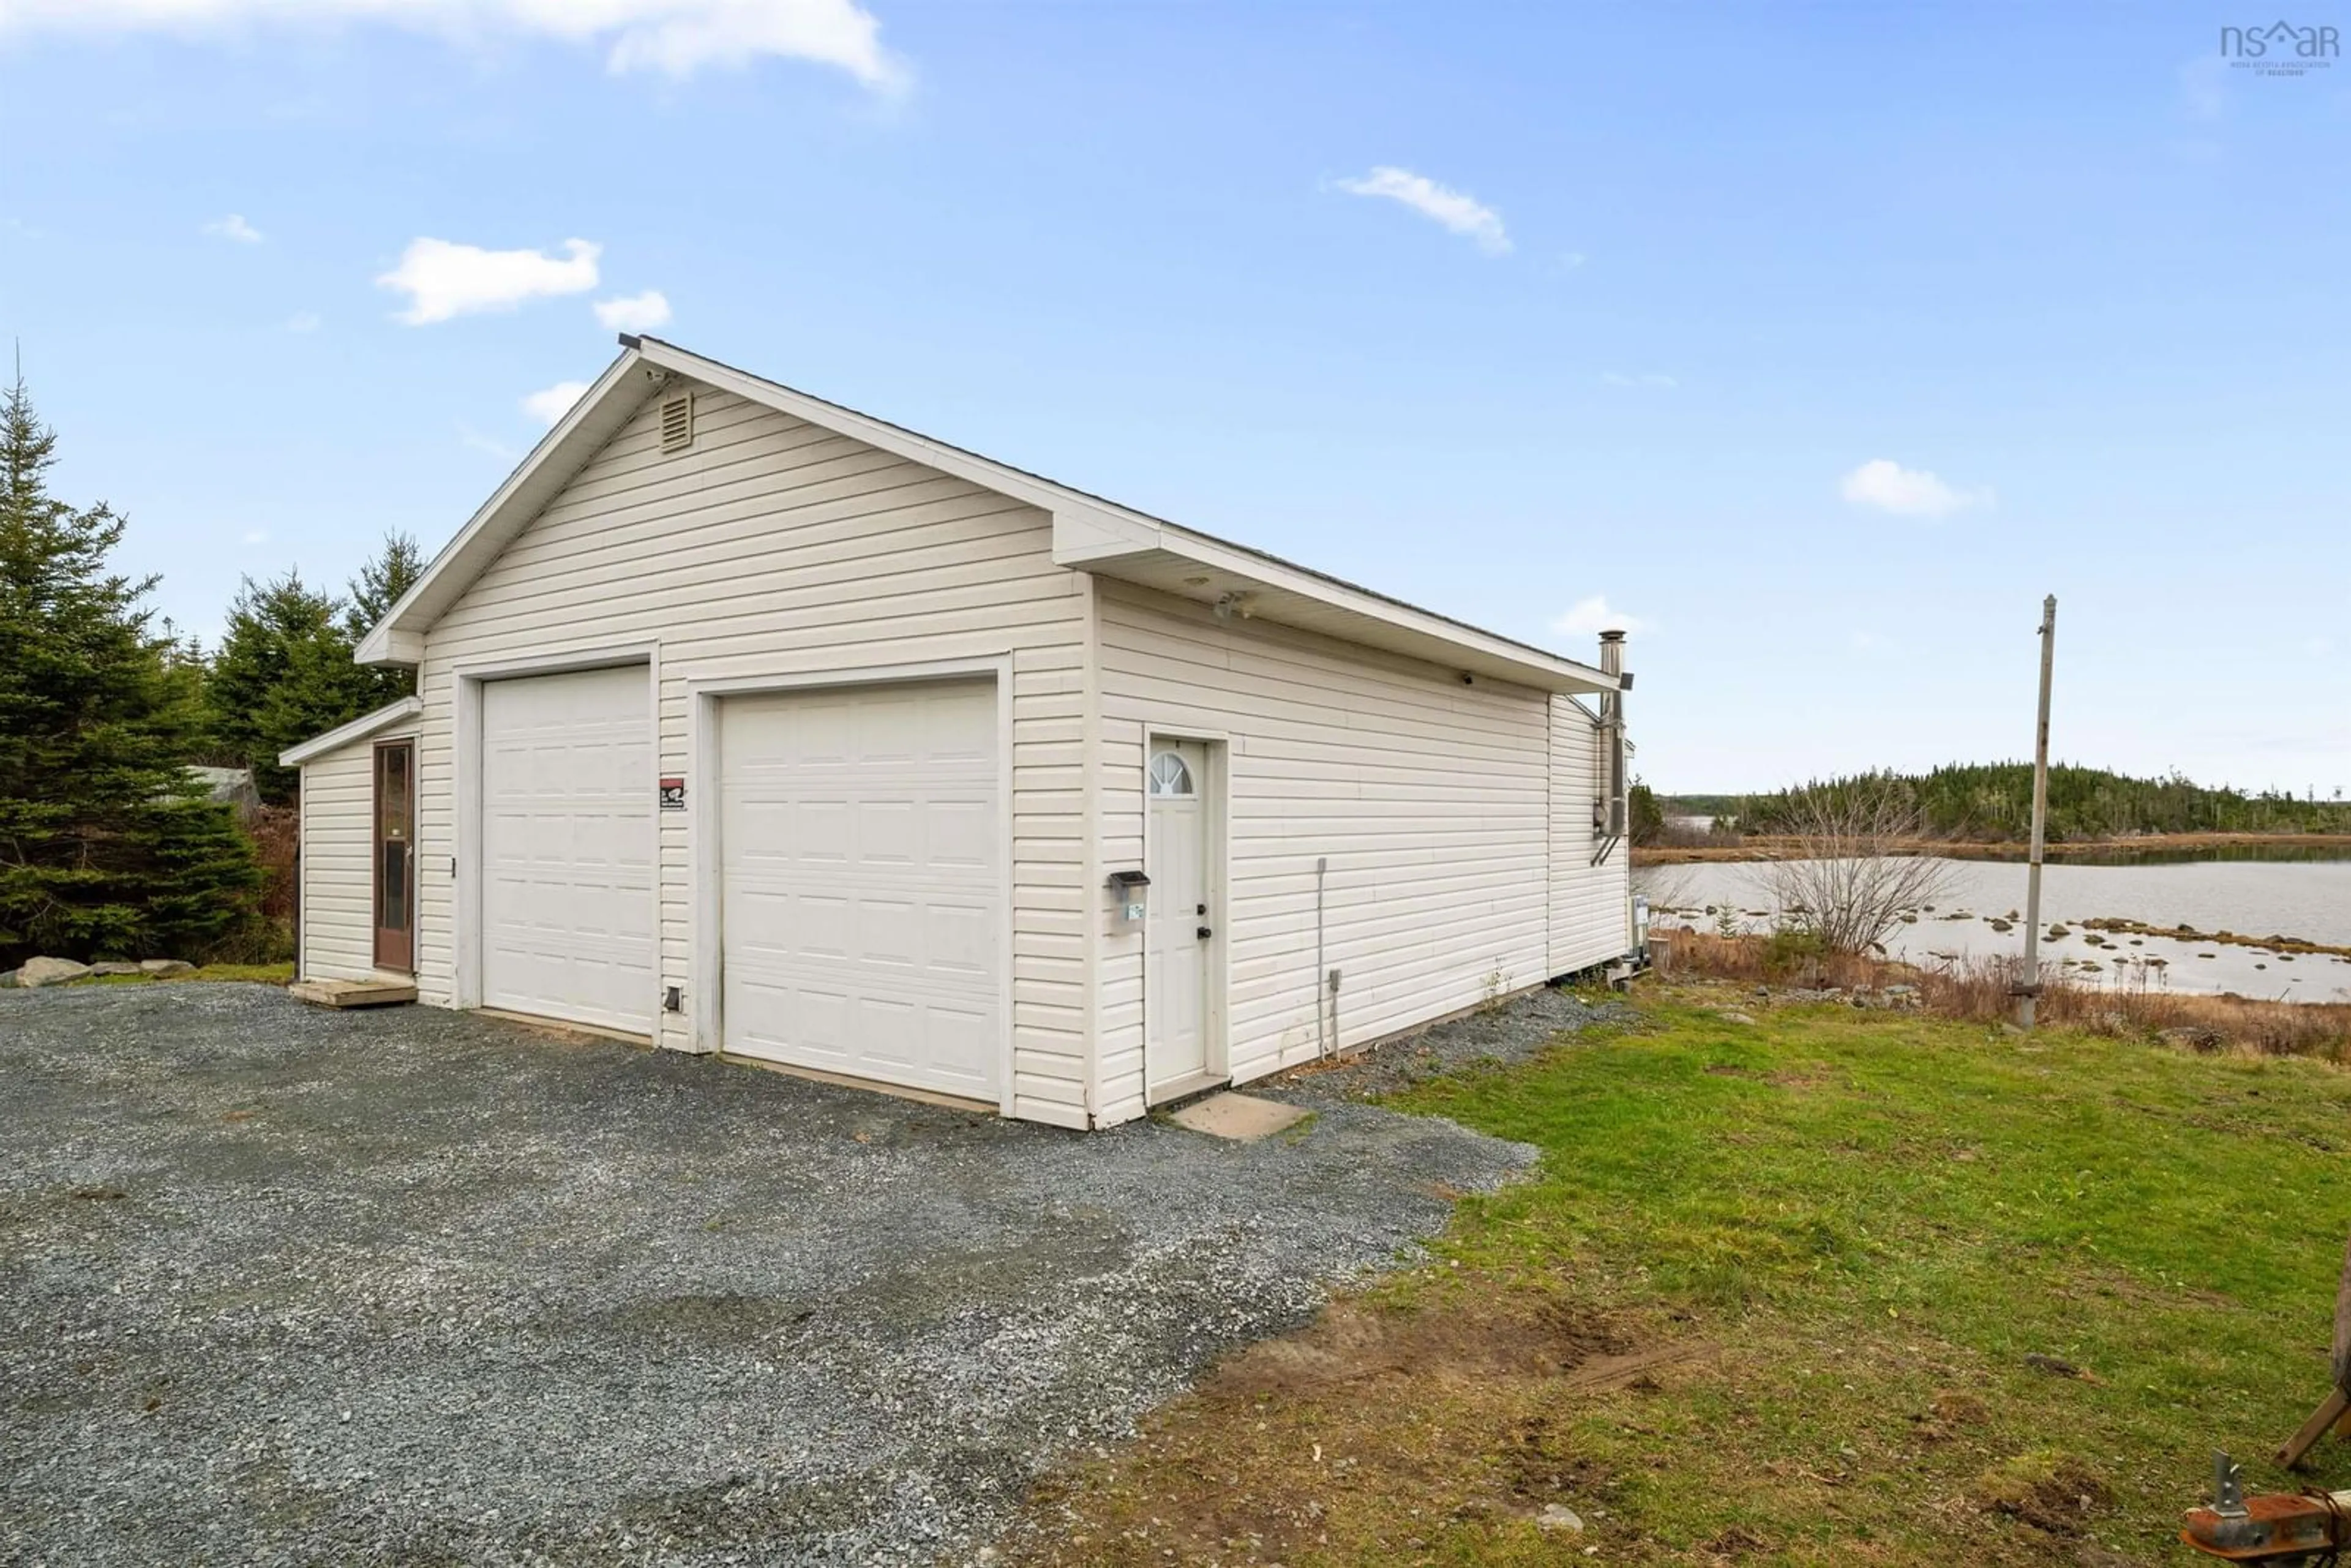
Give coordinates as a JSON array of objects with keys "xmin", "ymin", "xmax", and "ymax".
[
  {"xmin": 1146, "ymin": 738, "xmax": 1213, "ymax": 1100},
  {"xmin": 478, "ymin": 664, "xmax": 657, "ymax": 1035},
  {"xmin": 718, "ymin": 680, "xmax": 1000, "ymax": 1101}
]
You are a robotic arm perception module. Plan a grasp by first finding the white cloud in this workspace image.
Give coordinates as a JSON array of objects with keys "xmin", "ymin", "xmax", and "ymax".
[
  {"xmin": 0, "ymin": 0, "xmax": 907, "ymax": 89},
  {"xmin": 1552, "ymin": 595, "xmax": 1649, "ymax": 638},
  {"xmin": 521, "ymin": 380, "xmax": 591, "ymax": 426},
  {"xmin": 204, "ymin": 213, "xmax": 262, "ymax": 244},
  {"xmin": 1838, "ymin": 457, "xmax": 1991, "ymax": 519},
  {"xmin": 593, "ymin": 288, "xmax": 672, "ymax": 332},
  {"xmin": 378, "ymin": 237, "xmax": 599, "ymax": 325},
  {"xmin": 1602, "ymin": 372, "xmax": 1677, "ymax": 389},
  {"xmin": 2180, "ymin": 54, "xmax": 2229, "ymax": 122},
  {"xmin": 284, "ymin": 310, "xmax": 321, "ymax": 333},
  {"xmin": 1333, "ymin": 167, "xmax": 1510, "ymax": 255},
  {"xmin": 241, "ymin": 528, "xmax": 269, "ymax": 546},
  {"xmin": 459, "ymin": 426, "xmax": 520, "ymax": 463}
]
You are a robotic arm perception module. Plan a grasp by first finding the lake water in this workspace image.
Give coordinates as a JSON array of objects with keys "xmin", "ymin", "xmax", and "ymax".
[{"xmin": 1643, "ymin": 856, "xmax": 2351, "ymax": 1002}]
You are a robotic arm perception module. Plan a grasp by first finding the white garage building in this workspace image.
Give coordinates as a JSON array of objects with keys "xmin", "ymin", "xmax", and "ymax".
[{"xmin": 283, "ymin": 337, "xmax": 1636, "ymax": 1130}]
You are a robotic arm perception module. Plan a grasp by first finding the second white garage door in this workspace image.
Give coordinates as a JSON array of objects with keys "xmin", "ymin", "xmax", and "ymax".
[{"xmin": 718, "ymin": 679, "xmax": 1001, "ymax": 1100}]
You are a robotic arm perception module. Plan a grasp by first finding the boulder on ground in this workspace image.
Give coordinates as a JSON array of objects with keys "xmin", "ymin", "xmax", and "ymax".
[
  {"xmin": 89, "ymin": 961, "xmax": 144, "ymax": 977},
  {"xmin": 138, "ymin": 959, "xmax": 195, "ymax": 977},
  {"xmin": 17, "ymin": 957, "xmax": 92, "ymax": 988}
]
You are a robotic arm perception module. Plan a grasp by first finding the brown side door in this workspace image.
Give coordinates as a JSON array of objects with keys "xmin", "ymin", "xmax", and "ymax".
[{"xmin": 373, "ymin": 740, "xmax": 416, "ymax": 973}]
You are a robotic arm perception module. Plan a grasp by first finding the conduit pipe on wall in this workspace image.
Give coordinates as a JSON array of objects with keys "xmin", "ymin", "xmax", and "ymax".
[{"xmin": 1315, "ymin": 855, "xmax": 1329, "ymax": 1058}]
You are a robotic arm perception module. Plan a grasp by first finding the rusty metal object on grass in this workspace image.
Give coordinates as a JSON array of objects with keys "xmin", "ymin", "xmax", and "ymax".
[{"xmin": 2181, "ymin": 1454, "xmax": 2351, "ymax": 1561}]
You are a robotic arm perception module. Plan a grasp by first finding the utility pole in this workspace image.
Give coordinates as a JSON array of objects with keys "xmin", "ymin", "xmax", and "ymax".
[{"xmin": 2018, "ymin": 596, "xmax": 2057, "ymax": 1029}]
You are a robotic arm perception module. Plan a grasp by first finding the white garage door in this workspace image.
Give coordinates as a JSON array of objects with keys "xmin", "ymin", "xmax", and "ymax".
[
  {"xmin": 479, "ymin": 664, "xmax": 657, "ymax": 1035},
  {"xmin": 719, "ymin": 680, "xmax": 1000, "ymax": 1100}
]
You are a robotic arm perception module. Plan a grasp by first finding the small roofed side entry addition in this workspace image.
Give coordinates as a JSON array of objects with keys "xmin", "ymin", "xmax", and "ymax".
[{"xmin": 1146, "ymin": 738, "xmax": 1217, "ymax": 1102}]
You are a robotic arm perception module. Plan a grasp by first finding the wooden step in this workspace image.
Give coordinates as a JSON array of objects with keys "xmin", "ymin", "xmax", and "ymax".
[{"xmin": 288, "ymin": 977, "xmax": 418, "ymax": 1009}]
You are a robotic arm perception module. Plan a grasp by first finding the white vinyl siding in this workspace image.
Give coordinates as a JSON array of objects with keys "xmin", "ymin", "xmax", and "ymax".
[
  {"xmin": 1091, "ymin": 580, "xmax": 1554, "ymax": 1123},
  {"xmin": 407, "ymin": 382, "xmax": 1090, "ymax": 1127},
  {"xmin": 1548, "ymin": 696, "xmax": 1630, "ymax": 975},
  {"xmin": 297, "ymin": 733, "xmax": 413, "ymax": 982}
]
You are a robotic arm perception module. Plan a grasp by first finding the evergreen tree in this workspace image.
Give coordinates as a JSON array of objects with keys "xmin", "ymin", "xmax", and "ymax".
[
  {"xmin": 343, "ymin": 530, "xmax": 422, "ymax": 711},
  {"xmin": 0, "ymin": 374, "xmax": 259, "ymax": 966},
  {"xmin": 1627, "ymin": 780, "xmax": 1667, "ymax": 846},
  {"xmin": 208, "ymin": 531, "xmax": 422, "ymax": 802},
  {"xmin": 208, "ymin": 570, "xmax": 368, "ymax": 803}
]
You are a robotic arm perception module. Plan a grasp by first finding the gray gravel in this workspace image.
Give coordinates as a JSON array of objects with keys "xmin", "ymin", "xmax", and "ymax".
[
  {"xmin": 0, "ymin": 983, "xmax": 1535, "ymax": 1567},
  {"xmin": 1270, "ymin": 981, "xmax": 1629, "ymax": 1104}
]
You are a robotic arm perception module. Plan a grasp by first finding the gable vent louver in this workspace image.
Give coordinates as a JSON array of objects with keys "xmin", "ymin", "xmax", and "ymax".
[{"xmin": 659, "ymin": 390, "xmax": 696, "ymax": 452}]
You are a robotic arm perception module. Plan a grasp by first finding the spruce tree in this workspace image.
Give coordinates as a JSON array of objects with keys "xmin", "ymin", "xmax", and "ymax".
[
  {"xmin": 343, "ymin": 530, "xmax": 422, "ymax": 711},
  {"xmin": 208, "ymin": 532, "xmax": 421, "ymax": 801},
  {"xmin": 0, "ymin": 374, "xmax": 259, "ymax": 966},
  {"xmin": 209, "ymin": 570, "xmax": 369, "ymax": 803}
]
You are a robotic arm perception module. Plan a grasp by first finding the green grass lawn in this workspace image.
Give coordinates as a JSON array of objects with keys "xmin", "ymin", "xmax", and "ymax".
[
  {"xmin": 72, "ymin": 961, "xmax": 294, "ymax": 986},
  {"xmin": 1013, "ymin": 983, "xmax": 2351, "ymax": 1566}
]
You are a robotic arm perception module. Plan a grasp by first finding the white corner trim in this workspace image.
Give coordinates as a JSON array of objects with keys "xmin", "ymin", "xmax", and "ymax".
[{"xmin": 277, "ymin": 696, "xmax": 422, "ymax": 768}]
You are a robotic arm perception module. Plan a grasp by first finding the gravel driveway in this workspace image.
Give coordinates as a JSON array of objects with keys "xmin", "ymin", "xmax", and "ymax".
[{"xmin": 0, "ymin": 984, "xmax": 1540, "ymax": 1567}]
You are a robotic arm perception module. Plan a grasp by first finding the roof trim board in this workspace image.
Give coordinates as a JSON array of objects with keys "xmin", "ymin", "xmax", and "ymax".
[{"xmin": 278, "ymin": 696, "xmax": 423, "ymax": 768}]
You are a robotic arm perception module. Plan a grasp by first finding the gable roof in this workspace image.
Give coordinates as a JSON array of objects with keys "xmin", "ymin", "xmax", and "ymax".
[{"xmin": 356, "ymin": 336, "xmax": 1620, "ymax": 696}]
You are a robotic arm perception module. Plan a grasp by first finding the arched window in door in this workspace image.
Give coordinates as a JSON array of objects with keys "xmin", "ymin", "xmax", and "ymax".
[{"xmin": 1147, "ymin": 750, "xmax": 1195, "ymax": 798}]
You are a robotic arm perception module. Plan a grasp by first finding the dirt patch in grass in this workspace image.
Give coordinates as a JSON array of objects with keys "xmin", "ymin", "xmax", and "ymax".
[
  {"xmin": 1223, "ymin": 1294, "xmax": 1635, "ymax": 1395},
  {"xmin": 1970, "ymin": 1451, "xmax": 2113, "ymax": 1536},
  {"xmin": 1005, "ymin": 1286, "xmax": 1714, "ymax": 1567}
]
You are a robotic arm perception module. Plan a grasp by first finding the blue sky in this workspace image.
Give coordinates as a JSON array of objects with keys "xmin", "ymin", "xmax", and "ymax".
[{"xmin": 2, "ymin": 1, "xmax": 2344, "ymax": 795}]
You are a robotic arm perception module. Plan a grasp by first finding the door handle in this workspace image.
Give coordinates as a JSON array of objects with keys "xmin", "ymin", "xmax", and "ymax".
[{"xmin": 1197, "ymin": 925, "xmax": 1213, "ymax": 940}]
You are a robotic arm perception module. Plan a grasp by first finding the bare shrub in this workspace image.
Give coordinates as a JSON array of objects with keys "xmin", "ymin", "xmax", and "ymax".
[{"xmin": 1744, "ymin": 779, "xmax": 1956, "ymax": 953}]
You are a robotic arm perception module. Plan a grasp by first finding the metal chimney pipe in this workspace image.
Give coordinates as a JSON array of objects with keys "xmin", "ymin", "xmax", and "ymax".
[{"xmin": 1595, "ymin": 630, "xmax": 1629, "ymax": 847}]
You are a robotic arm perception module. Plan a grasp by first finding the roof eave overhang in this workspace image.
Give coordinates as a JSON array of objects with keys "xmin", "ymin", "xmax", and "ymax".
[{"xmin": 1055, "ymin": 517, "xmax": 1619, "ymax": 696}]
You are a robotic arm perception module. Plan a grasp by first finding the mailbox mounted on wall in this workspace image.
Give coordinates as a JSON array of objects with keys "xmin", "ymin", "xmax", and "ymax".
[{"xmin": 1107, "ymin": 869, "xmax": 1150, "ymax": 927}]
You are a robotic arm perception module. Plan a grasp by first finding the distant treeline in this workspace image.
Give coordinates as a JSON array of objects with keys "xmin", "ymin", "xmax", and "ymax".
[
  {"xmin": 1657, "ymin": 794, "xmax": 1744, "ymax": 818},
  {"xmin": 1716, "ymin": 765, "xmax": 2351, "ymax": 842}
]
